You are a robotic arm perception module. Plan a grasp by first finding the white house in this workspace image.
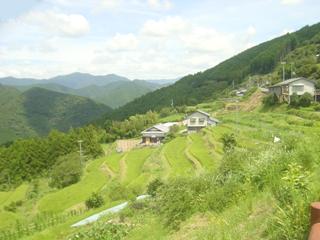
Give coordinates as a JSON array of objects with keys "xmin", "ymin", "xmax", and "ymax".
[
  {"xmin": 141, "ymin": 122, "xmax": 178, "ymax": 145},
  {"xmin": 184, "ymin": 110, "xmax": 219, "ymax": 133},
  {"xmin": 268, "ymin": 77, "xmax": 317, "ymax": 102}
]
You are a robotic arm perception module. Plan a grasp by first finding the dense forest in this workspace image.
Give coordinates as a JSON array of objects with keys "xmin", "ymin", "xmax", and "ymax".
[
  {"xmin": 0, "ymin": 86, "xmax": 111, "ymax": 143},
  {"xmin": 0, "ymin": 126, "xmax": 102, "ymax": 189},
  {"xmin": 106, "ymin": 23, "xmax": 320, "ymax": 120}
]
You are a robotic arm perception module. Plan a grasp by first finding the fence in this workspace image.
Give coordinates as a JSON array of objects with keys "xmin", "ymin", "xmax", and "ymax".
[{"xmin": 0, "ymin": 209, "xmax": 86, "ymax": 240}]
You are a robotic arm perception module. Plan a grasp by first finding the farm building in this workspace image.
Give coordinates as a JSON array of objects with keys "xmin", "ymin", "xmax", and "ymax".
[
  {"xmin": 268, "ymin": 77, "xmax": 319, "ymax": 102},
  {"xmin": 141, "ymin": 122, "xmax": 178, "ymax": 145},
  {"xmin": 185, "ymin": 110, "xmax": 219, "ymax": 133}
]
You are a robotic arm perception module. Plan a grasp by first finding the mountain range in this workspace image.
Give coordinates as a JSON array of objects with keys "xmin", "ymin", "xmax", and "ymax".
[
  {"xmin": 0, "ymin": 73, "xmax": 177, "ymax": 108},
  {"xmin": 0, "ymin": 85, "xmax": 111, "ymax": 144}
]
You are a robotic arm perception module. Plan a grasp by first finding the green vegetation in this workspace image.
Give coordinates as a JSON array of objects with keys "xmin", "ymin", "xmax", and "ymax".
[
  {"xmin": 0, "ymin": 125, "xmax": 103, "ymax": 188},
  {"xmin": 163, "ymin": 137, "xmax": 194, "ymax": 177},
  {"xmin": 106, "ymin": 23, "xmax": 320, "ymax": 120},
  {"xmin": 50, "ymin": 153, "xmax": 83, "ymax": 189},
  {"xmin": 0, "ymin": 86, "xmax": 111, "ymax": 143},
  {"xmin": 85, "ymin": 192, "xmax": 105, "ymax": 209}
]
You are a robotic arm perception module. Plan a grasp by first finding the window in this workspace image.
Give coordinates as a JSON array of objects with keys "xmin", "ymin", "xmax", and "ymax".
[
  {"xmin": 292, "ymin": 85, "xmax": 304, "ymax": 93},
  {"xmin": 190, "ymin": 118, "xmax": 196, "ymax": 125},
  {"xmin": 199, "ymin": 118, "xmax": 205, "ymax": 124}
]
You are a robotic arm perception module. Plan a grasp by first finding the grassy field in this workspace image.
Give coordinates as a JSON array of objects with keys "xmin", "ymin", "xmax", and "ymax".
[
  {"xmin": 162, "ymin": 137, "xmax": 195, "ymax": 177},
  {"xmin": 3, "ymin": 92, "xmax": 320, "ymax": 239},
  {"xmin": 37, "ymin": 156, "xmax": 109, "ymax": 212}
]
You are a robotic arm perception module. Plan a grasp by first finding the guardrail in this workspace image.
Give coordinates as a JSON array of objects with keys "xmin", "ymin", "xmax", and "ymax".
[{"xmin": 309, "ymin": 202, "xmax": 320, "ymax": 240}]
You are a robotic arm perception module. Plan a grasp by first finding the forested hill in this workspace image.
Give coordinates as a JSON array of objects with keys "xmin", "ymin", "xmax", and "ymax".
[
  {"xmin": 106, "ymin": 23, "xmax": 320, "ymax": 120},
  {"xmin": 0, "ymin": 86, "xmax": 111, "ymax": 143}
]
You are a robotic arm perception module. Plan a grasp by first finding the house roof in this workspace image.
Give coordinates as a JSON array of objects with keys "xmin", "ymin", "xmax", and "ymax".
[
  {"xmin": 141, "ymin": 122, "xmax": 178, "ymax": 134},
  {"xmin": 269, "ymin": 77, "xmax": 314, "ymax": 88},
  {"xmin": 187, "ymin": 110, "xmax": 220, "ymax": 123}
]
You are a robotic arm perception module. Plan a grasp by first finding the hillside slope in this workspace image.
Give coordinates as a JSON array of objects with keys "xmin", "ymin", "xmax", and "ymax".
[
  {"xmin": 10, "ymin": 75, "xmax": 166, "ymax": 108},
  {"xmin": 107, "ymin": 23, "xmax": 320, "ymax": 120},
  {"xmin": 0, "ymin": 86, "xmax": 111, "ymax": 143}
]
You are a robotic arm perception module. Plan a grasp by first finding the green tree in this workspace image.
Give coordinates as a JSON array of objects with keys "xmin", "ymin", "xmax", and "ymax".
[
  {"xmin": 85, "ymin": 192, "xmax": 105, "ymax": 209},
  {"xmin": 263, "ymin": 93, "xmax": 279, "ymax": 106},
  {"xmin": 50, "ymin": 153, "xmax": 83, "ymax": 188}
]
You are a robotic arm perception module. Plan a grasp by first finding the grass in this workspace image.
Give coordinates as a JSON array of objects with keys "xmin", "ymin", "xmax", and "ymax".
[
  {"xmin": 0, "ymin": 183, "xmax": 28, "ymax": 206},
  {"xmin": 188, "ymin": 133, "xmax": 216, "ymax": 170},
  {"xmin": 104, "ymin": 153, "xmax": 123, "ymax": 173},
  {"xmin": 159, "ymin": 113, "xmax": 184, "ymax": 123},
  {"xmin": 163, "ymin": 137, "xmax": 194, "ymax": 177},
  {"xmin": 123, "ymin": 148, "xmax": 155, "ymax": 185},
  {"xmin": 37, "ymin": 157, "xmax": 109, "ymax": 213},
  {"xmin": 4, "ymin": 102, "xmax": 320, "ymax": 239}
]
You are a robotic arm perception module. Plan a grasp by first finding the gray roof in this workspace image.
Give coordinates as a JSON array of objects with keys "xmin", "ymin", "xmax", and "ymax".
[
  {"xmin": 269, "ymin": 77, "xmax": 314, "ymax": 87},
  {"xmin": 188, "ymin": 110, "xmax": 220, "ymax": 123},
  {"xmin": 141, "ymin": 122, "xmax": 178, "ymax": 134}
]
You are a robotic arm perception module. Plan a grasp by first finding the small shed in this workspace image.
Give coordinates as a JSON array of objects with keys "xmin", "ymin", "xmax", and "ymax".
[{"xmin": 185, "ymin": 110, "xmax": 219, "ymax": 133}]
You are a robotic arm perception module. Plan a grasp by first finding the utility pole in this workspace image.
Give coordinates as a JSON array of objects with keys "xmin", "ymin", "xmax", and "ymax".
[
  {"xmin": 290, "ymin": 63, "xmax": 294, "ymax": 79},
  {"xmin": 78, "ymin": 140, "xmax": 83, "ymax": 167},
  {"xmin": 281, "ymin": 61, "xmax": 286, "ymax": 82}
]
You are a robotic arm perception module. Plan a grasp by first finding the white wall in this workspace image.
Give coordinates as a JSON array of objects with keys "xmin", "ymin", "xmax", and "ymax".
[{"xmin": 289, "ymin": 79, "xmax": 315, "ymax": 96}]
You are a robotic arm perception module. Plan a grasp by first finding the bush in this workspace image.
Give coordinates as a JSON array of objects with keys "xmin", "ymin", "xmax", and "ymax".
[
  {"xmin": 147, "ymin": 178, "xmax": 164, "ymax": 197},
  {"xmin": 290, "ymin": 92, "xmax": 313, "ymax": 108},
  {"xmin": 50, "ymin": 153, "xmax": 83, "ymax": 189},
  {"xmin": 68, "ymin": 222, "xmax": 131, "ymax": 240},
  {"xmin": 289, "ymin": 93, "xmax": 300, "ymax": 107},
  {"xmin": 263, "ymin": 93, "xmax": 279, "ymax": 106},
  {"xmin": 299, "ymin": 92, "xmax": 313, "ymax": 107},
  {"xmin": 221, "ymin": 133, "xmax": 237, "ymax": 152},
  {"xmin": 85, "ymin": 192, "xmax": 105, "ymax": 209},
  {"xmin": 4, "ymin": 200, "xmax": 23, "ymax": 212}
]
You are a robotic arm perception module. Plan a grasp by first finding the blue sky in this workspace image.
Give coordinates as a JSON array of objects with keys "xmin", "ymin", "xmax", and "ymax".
[{"xmin": 0, "ymin": 0, "xmax": 319, "ymax": 79}]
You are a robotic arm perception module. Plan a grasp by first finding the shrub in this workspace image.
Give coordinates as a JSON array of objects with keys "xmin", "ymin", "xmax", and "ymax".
[
  {"xmin": 289, "ymin": 93, "xmax": 300, "ymax": 107},
  {"xmin": 147, "ymin": 178, "xmax": 164, "ymax": 197},
  {"xmin": 107, "ymin": 181, "xmax": 134, "ymax": 201},
  {"xmin": 68, "ymin": 222, "xmax": 131, "ymax": 240},
  {"xmin": 4, "ymin": 200, "xmax": 23, "ymax": 212},
  {"xmin": 156, "ymin": 179, "xmax": 197, "ymax": 229},
  {"xmin": 299, "ymin": 92, "xmax": 313, "ymax": 107},
  {"xmin": 85, "ymin": 192, "xmax": 105, "ymax": 209},
  {"xmin": 221, "ymin": 133, "xmax": 237, "ymax": 152},
  {"xmin": 263, "ymin": 93, "xmax": 279, "ymax": 106},
  {"xmin": 50, "ymin": 153, "xmax": 83, "ymax": 189}
]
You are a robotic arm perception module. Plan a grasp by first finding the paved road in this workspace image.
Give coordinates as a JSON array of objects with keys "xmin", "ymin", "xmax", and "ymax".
[{"xmin": 71, "ymin": 195, "xmax": 149, "ymax": 227}]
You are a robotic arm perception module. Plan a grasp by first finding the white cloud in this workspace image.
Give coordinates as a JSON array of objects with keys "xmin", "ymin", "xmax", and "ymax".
[
  {"xmin": 90, "ymin": 16, "xmax": 255, "ymax": 79},
  {"xmin": 246, "ymin": 26, "xmax": 256, "ymax": 36},
  {"xmin": 280, "ymin": 0, "xmax": 303, "ymax": 5},
  {"xmin": 141, "ymin": 16, "xmax": 187, "ymax": 37},
  {"xmin": 23, "ymin": 10, "xmax": 90, "ymax": 37},
  {"xmin": 147, "ymin": 0, "xmax": 173, "ymax": 10},
  {"xmin": 99, "ymin": 0, "xmax": 122, "ymax": 9},
  {"xmin": 105, "ymin": 33, "xmax": 138, "ymax": 51},
  {"xmin": 1, "ymin": 10, "xmax": 90, "ymax": 38},
  {"xmin": 0, "ymin": 12, "xmax": 256, "ymax": 79}
]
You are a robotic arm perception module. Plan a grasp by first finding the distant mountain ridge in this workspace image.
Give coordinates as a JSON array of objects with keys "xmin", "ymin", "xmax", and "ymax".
[
  {"xmin": 0, "ymin": 72, "xmax": 130, "ymax": 89},
  {"xmin": 0, "ymin": 73, "xmax": 177, "ymax": 108},
  {"xmin": 0, "ymin": 85, "xmax": 111, "ymax": 144}
]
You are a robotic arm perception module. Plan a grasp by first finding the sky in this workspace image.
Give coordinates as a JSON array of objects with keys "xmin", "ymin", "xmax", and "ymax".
[{"xmin": 0, "ymin": 0, "xmax": 319, "ymax": 80}]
